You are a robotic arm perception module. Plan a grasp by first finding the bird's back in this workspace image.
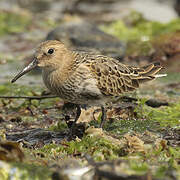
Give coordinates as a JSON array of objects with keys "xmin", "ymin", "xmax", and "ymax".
[{"xmin": 72, "ymin": 52, "xmax": 163, "ymax": 96}]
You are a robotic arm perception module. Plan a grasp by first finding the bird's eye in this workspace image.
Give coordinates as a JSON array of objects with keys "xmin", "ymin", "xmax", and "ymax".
[{"xmin": 48, "ymin": 48, "xmax": 54, "ymax": 54}]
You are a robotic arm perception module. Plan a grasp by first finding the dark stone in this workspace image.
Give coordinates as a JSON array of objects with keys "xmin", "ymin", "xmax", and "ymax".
[
  {"xmin": 46, "ymin": 22, "xmax": 125, "ymax": 59},
  {"xmin": 175, "ymin": 0, "xmax": 180, "ymax": 16},
  {"xmin": 64, "ymin": 0, "xmax": 128, "ymax": 23},
  {"xmin": 6, "ymin": 129, "xmax": 66, "ymax": 146},
  {"xmin": 0, "ymin": 116, "xmax": 5, "ymax": 123},
  {"xmin": 145, "ymin": 99, "xmax": 169, "ymax": 108}
]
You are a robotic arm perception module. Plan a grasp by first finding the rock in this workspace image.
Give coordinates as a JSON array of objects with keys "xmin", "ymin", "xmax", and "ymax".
[
  {"xmin": 6, "ymin": 129, "xmax": 65, "ymax": 146},
  {"xmin": 174, "ymin": 0, "xmax": 180, "ymax": 16},
  {"xmin": 130, "ymin": 0, "xmax": 177, "ymax": 23},
  {"xmin": 46, "ymin": 21, "xmax": 125, "ymax": 59},
  {"xmin": 145, "ymin": 99, "xmax": 169, "ymax": 108},
  {"xmin": 64, "ymin": 0, "xmax": 177, "ymax": 23},
  {"xmin": 3, "ymin": 0, "xmax": 178, "ymax": 24}
]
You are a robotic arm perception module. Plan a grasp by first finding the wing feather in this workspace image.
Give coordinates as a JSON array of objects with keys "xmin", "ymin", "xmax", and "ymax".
[{"xmin": 76, "ymin": 53, "xmax": 164, "ymax": 96}]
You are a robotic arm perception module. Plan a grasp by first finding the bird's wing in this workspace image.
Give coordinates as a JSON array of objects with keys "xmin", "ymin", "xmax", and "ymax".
[{"xmin": 85, "ymin": 55, "xmax": 163, "ymax": 96}]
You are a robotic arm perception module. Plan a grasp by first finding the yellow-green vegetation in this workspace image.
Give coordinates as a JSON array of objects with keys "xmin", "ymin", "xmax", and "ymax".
[
  {"xmin": 0, "ymin": 10, "xmax": 31, "ymax": 36},
  {"xmin": 1, "ymin": 79, "xmax": 179, "ymax": 179},
  {"xmin": 102, "ymin": 11, "xmax": 180, "ymax": 41},
  {"xmin": 104, "ymin": 116, "xmax": 156, "ymax": 136},
  {"xmin": 96, "ymin": 101, "xmax": 180, "ymax": 137},
  {"xmin": 0, "ymin": 161, "xmax": 53, "ymax": 180},
  {"xmin": 160, "ymin": 72, "xmax": 180, "ymax": 84},
  {"xmin": 101, "ymin": 11, "xmax": 180, "ymax": 55},
  {"xmin": 48, "ymin": 121, "xmax": 68, "ymax": 132},
  {"xmin": 38, "ymin": 134, "xmax": 180, "ymax": 179},
  {"xmin": 134, "ymin": 97, "xmax": 180, "ymax": 128},
  {"xmin": 41, "ymin": 135, "xmax": 121, "ymax": 161},
  {"xmin": 128, "ymin": 146, "xmax": 180, "ymax": 178},
  {"xmin": 0, "ymin": 83, "xmax": 41, "ymax": 96},
  {"xmin": 102, "ymin": 12, "xmax": 180, "ymax": 41},
  {"xmin": 0, "ymin": 83, "xmax": 42, "ymax": 112},
  {"xmin": 145, "ymin": 103, "xmax": 180, "ymax": 128}
]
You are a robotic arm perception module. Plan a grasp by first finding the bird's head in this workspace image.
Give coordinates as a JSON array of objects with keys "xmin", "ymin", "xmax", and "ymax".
[{"xmin": 11, "ymin": 40, "xmax": 69, "ymax": 83}]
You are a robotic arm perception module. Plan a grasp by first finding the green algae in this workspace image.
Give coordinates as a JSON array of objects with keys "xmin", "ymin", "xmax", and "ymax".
[
  {"xmin": 94, "ymin": 95, "xmax": 180, "ymax": 137},
  {"xmin": 48, "ymin": 121, "xmax": 68, "ymax": 132},
  {"xmin": 158, "ymin": 72, "xmax": 180, "ymax": 84},
  {"xmin": 102, "ymin": 11, "xmax": 180, "ymax": 42},
  {"xmin": 145, "ymin": 103, "xmax": 180, "ymax": 128},
  {"xmin": 133, "ymin": 98, "xmax": 180, "ymax": 129},
  {"xmin": 0, "ymin": 11, "xmax": 31, "ymax": 36},
  {"xmin": 0, "ymin": 83, "xmax": 42, "ymax": 96},
  {"xmin": 37, "ymin": 134, "xmax": 180, "ymax": 179},
  {"xmin": 0, "ymin": 161, "xmax": 53, "ymax": 180},
  {"xmin": 40, "ymin": 135, "xmax": 121, "ymax": 161},
  {"xmin": 128, "ymin": 147, "xmax": 180, "ymax": 179},
  {"xmin": 101, "ymin": 11, "xmax": 180, "ymax": 55},
  {"xmin": 104, "ymin": 117, "xmax": 156, "ymax": 136}
]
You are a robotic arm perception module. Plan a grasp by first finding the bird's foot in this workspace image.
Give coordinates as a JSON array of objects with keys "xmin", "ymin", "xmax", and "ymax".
[
  {"xmin": 67, "ymin": 104, "xmax": 81, "ymax": 140},
  {"xmin": 67, "ymin": 121, "xmax": 76, "ymax": 140},
  {"xmin": 67, "ymin": 121, "xmax": 86, "ymax": 141},
  {"xmin": 99, "ymin": 106, "xmax": 106, "ymax": 128}
]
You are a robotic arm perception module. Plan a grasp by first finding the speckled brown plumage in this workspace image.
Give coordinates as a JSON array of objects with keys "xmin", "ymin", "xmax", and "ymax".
[
  {"xmin": 69, "ymin": 51, "xmax": 164, "ymax": 99},
  {"xmin": 11, "ymin": 40, "xmax": 166, "ymax": 129},
  {"xmin": 88, "ymin": 58, "xmax": 162, "ymax": 96}
]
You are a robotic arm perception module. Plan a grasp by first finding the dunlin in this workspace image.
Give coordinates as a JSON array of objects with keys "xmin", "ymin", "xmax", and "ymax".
[{"xmin": 11, "ymin": 40, "xmax": 166, "ymax": 131}]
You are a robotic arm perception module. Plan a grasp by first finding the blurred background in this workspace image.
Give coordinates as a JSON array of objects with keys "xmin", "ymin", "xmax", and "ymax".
[
  {"xmin": 0, "ymin": 0, "xmax": 180, "ymax": 80},
  {"xmin": 0, "ymin": 1, "xmax": 180, "ymax": 179}
]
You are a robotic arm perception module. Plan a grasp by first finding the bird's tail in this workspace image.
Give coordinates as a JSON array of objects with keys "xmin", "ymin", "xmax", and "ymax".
[{"xmin": 132, "ymin": 62, "xmax": 167, "ymax": 84}]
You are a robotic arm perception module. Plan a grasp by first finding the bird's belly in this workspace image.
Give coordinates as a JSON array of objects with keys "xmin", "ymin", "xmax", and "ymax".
[
  {"xmin": 42, "ymin": 68, "xmax": 109, "ymax": 106},
  {"xmin": 55, "ymin": 86, "xmax": 107, "ymax": 106}
]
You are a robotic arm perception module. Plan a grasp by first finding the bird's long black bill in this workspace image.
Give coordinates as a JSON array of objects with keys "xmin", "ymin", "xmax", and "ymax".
[{"xmin": 11, "ymin": 59, "xmax": 37, "ymax": 83}]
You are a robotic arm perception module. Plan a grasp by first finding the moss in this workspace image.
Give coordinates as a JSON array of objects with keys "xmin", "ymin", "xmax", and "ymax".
[
  {"xmin": 141, "ymin": 102, "xmax": 180, "ymax": 128},
  {"xmin": 38, "ymin": 97, "xmax": 61, "ymax": 109},
  {"xmin": 152, "ymin": 147, "xmax": 180, "ymax": 178},
  {"xmin": 158, "ymin": 72, "xmax": 180, "ymax": 84},
  {"xmin": 101, "ymin": 11, "xmax": 180, "ymax": 55},
  {"xmin": 102, "ymin": 12, "xmax": 180, "ymax": 42},
  {"xmin": 0, "ymin": 161, "xmax": 53, "ymax": 180},
  {"xmin": 48, "ymin": 121, "xmax": 68, "ymax": 132},
  {"xmin": 104, "ymin": 117, "xmax": 156, "ymax": 137},
  {"xmin": 0, "ymin": 83, "xmax": 42, "ymax": 96},
  {"xmin": 130, "ymin": 161, "xmax": 149, "ymax": 175},
  {"xmin": 102, "ymin": 97, "xmax": 180, "ymax": 137},
  {"xmin": 21, "ymin": 116, "xmax": 36, "ymax": 122},
  {"xmin": 123, "ymin": 143, "xmax": 180, "ymax": 178},
  {"xmin": 0, "ymin": 10, "xmax": 31, "ymax": 36},
  {"xmin": 40, "ymin": 135, "xmax": 121, "ymax": 161},
  {"xmin": 38, "ymin": 136, "xmax": 180, "ymax": 178}
]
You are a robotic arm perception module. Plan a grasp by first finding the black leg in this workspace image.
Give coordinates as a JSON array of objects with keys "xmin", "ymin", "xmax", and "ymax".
[
  {"xmin": 74, "ymin": 105, "xmax": 81, "ymax": 124},
  {"xmin": 100, "ymin": 106, "xmax": 106, "ymax": 128},
  {"xmin": 69, "ymin": 104, "xmax": 81, "ymax": 137}
]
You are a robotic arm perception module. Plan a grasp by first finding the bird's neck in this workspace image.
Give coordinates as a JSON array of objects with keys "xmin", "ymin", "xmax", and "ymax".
[{"xmin": 43, "ymin": 51, "xmax": 76, "ymax": 84}]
